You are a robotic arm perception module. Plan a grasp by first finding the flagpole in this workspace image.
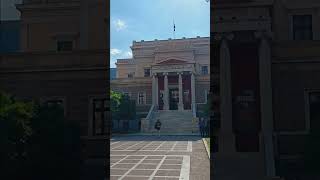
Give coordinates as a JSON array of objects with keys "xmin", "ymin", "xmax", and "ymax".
[{"xmin": 173, "ymin": 18, "xmax": 176, "ymax": 39}]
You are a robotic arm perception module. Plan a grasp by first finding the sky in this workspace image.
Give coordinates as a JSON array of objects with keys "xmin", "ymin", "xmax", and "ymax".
[
  {"xmin": 110, "ymin": 0, "xmax": 210, "ymax": 68},
  {"xmin": 0, "ymin": 0, "xmax": 22, "ymax": 20}
]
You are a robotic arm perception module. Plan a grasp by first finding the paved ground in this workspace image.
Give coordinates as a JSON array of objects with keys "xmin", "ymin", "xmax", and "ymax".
[{"xmin": 110, "ymin": 135, "xmax": 209, "ymax": 180}]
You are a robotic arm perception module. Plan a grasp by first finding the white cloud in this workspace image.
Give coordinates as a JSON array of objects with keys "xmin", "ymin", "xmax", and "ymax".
[
  {"xmin": 113, "ymin": 19, "xmax": 127, "ymax": 31},
  {"xmin": 124, "ymin": 51, "xmax": 132, "ymax": 58},
  {"xmin": 110, "ymin": 48, "xmax": 122, "ymax": 56}
]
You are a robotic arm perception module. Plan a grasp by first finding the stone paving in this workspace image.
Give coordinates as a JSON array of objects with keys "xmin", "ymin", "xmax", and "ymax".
[{"xmin": 110, "ymin": 136, "xmax": 209, "ymax": 180}]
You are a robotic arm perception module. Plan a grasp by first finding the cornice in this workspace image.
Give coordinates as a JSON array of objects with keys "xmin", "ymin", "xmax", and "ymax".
[{"xmin": 16, "ymin": 2, "xmax": 80, "ymax": 12}]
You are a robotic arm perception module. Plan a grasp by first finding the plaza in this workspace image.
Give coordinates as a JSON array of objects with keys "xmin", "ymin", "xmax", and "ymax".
[{"xmin": 110, "ymin": 136, "xmax": 210, "ymax": 180}]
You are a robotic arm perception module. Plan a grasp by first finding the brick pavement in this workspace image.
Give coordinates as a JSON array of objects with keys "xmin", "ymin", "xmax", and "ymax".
[{"xmin": 110, "ymin": 136, "xmax": 210, "ymax": 180}]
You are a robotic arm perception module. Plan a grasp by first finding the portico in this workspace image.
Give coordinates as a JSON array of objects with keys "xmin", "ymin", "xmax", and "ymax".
[{"xmin": 151, "ymin": 63, "xmax": 196, "ymax": 111}]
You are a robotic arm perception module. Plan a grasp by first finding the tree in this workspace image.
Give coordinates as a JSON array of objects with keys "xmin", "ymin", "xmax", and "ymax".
[
  {"xmin": 0, "ymin": 91, "xmax": 34, "ymax": 179},
  {"xmin": 0, "ymin": 91, "xmax": 81, "ymax": 179}
]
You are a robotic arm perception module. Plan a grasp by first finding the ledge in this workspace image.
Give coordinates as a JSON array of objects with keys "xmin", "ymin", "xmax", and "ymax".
[{"xmin": 202, "ymin": 138, "xmax": 210, "ymax": 159}]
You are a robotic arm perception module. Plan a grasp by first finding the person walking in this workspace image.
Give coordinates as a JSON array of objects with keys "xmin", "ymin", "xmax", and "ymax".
[{"xmin": 154, "ymin": 119, "xmax": 162, "ymax": 137}]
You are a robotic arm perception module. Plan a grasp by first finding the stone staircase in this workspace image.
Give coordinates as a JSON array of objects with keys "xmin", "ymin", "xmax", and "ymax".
[{"xmin": 149, "ymin": 110, "xmax": 199, "ymax": 134}]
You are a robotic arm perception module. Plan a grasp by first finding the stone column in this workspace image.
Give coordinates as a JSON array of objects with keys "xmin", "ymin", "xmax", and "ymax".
[
  {"xmin": 155, "ymin": 75, "xmax": 159, "ymax": 108},
  {"xmin": 255, "ymin": 31, "xmax": 275, "ymax": 176},
  {"xmin": 178, "ymin": 72, "xmax": 184, "ymax": 110},
  {"xmin": 191, "ymin": 72, "xmax": 196, "ymax": 111},
  {"xmin": 217, "ymin": 33, "xmax": 235, "ymax": 153},
  {"xmin": 163, "ymin": 72, "xmax": 169, "ymax": 110},
  {"xmin": 152, "ymin": 74, "xmax": 156, "ymax": 105}
]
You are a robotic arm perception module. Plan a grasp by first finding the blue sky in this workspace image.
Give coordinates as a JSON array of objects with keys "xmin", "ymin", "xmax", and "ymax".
[{"xmin": 110, "ymin": 0, "xmax": 210, "ymax": 68}]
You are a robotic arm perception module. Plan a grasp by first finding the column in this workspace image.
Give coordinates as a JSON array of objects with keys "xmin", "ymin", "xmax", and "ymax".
[
  {"xmin": 178, "ymin": 72, "xmax": 184, "ymax": 110},
  {"xmin": 218, "ymin": 33, "xmax": 235, "ymax": 153},
  {"xmin": 152, "ymin": 74, "xmax": 156, "ymax": 105},
  {"xmin": 163, "ymin": 72, "xmax": 169, "ymax": 110},
  {"xmin": 190, "ymin": 72, "xmax": 196, "ymax": 111},
  {"xmin": 155, "ymin": 75, "xmax": 159, "ymax": 108},
  {"xmin": 256, "ymin": 31, "xmax": 275, "ymax": 176}
]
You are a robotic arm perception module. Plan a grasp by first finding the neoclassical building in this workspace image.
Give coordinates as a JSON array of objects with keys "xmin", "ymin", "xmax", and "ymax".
[
  {"xmin": 111, "ymin": 36, "xmax": 210, "ymax": 133},
  {"xmin": 212, "ymin": 0, "xmax": 320, "ymax": 180}
]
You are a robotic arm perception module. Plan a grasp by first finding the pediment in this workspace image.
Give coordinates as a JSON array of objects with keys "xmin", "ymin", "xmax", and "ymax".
[{"xmin": 157, "ymin": 58, "xmax": 188, "ymax": 64}]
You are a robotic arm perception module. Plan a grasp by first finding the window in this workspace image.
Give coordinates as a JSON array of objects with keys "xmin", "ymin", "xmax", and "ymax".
[
  {"xmin": 92, "ymin": 98, "xmax": 107, "ymax": 135},
  {"xmin": 204, "ymin": 90, "xmax": 208, "ymax": 103},
  {"xmin": 309, "ymin": 92, "xmax": 320, "ymax": 131},
  {"xmin": 57, "ymin": 40, "xmax": 73, "ymax": 51},
  {"xmin": 46, "ymin": 99, "xmax": 64, "ymax": 107},
  {"xmin": 123, "ymin": 92, "xmax": 131, "ymax": 99},
  {"xmin": 201, "ymin": 65, "xmax": 208, "ymax": 75},
  {"xmin": 128, "ymin": 72, "xmax": 134, "ymax": 78},
  {"xmin": 42, "ymin": 97, "xmax": 66, "ymax": 116},
  {"xmin": 138, "ymin": 92, "xmax": 145, "ymax": 105},
  {"xmin": 235, "ymin": 134, "xmax": 259, "ymax": 152},
  {"xmin": 144, "ymin": 68, "xmax": 150, "ymax": 77},
  {"xmin": 292, "ymin": 15, "xmax": 313, "ymax": 40}
]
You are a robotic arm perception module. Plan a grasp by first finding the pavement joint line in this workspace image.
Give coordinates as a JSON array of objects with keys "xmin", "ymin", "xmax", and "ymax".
[
  {"xmin": 111, "ymin": 142, "xmax": 133, "ymax": 150},
  {"xmin": 140, "ymin": 141, "xmax": 157, "ymax": 150},
  {"xmin": 154, "ymin": 141, "xmax": 167, "ymax": 151},
  {"xmin": 110, "ymin": 155, "xmax": 128, "ymax": 168},
  {"xmin": 154, "ymin": 176, "xmax": 180, "ymax": 178},
  {"xmin": 123, "ymin": 141, "xmax": 146, "ymax": 150},
  {"xmin": 187, "ymin": 141, "xmax": 192, "ymax": 152},
  {"xmin": 118, "ymin": 156, "xmax": 148, "ymax": 180},
  {"xmin": 170, "ymin": 141, "xmax": 178, "ymax": 151},
  {"xmin": 148, "ymin": 155, "xmax": 167, "ymax": 180},
  {"xmin": 179, "ymin": 155, "xmax": 190, "ymax": 180},
  {"xmin": 111, "ymin": 150, "xmax": 190, "ymax": 152},
  {"xmin": 110, "ymin": 141, "xmax": 120, "ymax": 145}
]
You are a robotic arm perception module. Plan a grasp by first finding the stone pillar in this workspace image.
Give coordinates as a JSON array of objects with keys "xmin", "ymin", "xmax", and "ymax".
[
  {"xmin": 178, "ymin": 72, "xmax": 184, "ymax": 110},
  {"xmin": 155, "ymin": 75, "xmax": 159, "ymax": 108},
  {"xmin": 191, "ymin": 72, "xmax": 196, "ymax": 111},
  {"xmin": 163, "ymin": 72, "xmax": 169, "ymax": 110},
  {"xmin": 218, "ymin": 33, "xmax": 235, "ymax": 153},
  {"xmin": 80, "ymin": 0, "xmax": 89, "ymax": 49},
  {"xmin": 152, "ymin": 74, "xmax": 156, "ymax": 105},
  {"xmin": 255, "ymin": 31, "xmax": 275, "ymax": 176}
]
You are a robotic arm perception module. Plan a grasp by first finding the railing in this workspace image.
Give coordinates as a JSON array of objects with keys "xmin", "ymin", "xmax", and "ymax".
[
  {"xmin": 192, "ymin": 103, "xmax": 197, "ymax": 118},
  {"xmin": 141, "ymin": 105, "xmax": 156, "ymax": 132}
]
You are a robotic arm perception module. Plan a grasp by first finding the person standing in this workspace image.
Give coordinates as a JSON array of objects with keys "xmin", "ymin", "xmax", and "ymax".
[{"xmin": 155, "ymin": 119, "xmax": 162, "ymax": 137}]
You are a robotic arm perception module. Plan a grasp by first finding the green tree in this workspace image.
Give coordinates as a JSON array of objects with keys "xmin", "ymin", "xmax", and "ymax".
[
  {"xmin": 0, "ymin": 91, "xmax": 35, "ymax": 179},
  {"xmin": 0, "ymin": 91, "xmax": 81, "ymax": 179}
]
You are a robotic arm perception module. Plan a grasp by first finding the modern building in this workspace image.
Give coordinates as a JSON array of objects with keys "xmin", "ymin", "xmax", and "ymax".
[
  {"xmin": 213, "ymin": 0, "xmax": 320, "ymax": 179},
  {"xmin": 111, "ymin": 37, "xmax": 210, "ymax": 133}
]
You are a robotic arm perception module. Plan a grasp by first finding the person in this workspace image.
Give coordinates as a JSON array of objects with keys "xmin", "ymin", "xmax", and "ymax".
[
  {"xmin": 199, "ymin": 118, "xmax": 205, "ymax": 137},
  {"xmin": 154, "ymin": 119, "xmax": 162, "ymax": 136}
]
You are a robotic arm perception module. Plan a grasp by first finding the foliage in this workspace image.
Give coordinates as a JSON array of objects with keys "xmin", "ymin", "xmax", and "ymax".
[
  {"xmin": 110, "ymin": 90, "xmax": 122, "ymax": 113},
  {"xmin": 0, "ymin": 91, "xmax": 35, "ymax": 179},
  {"xmin": 110, "ymin": 90, "xmax": 136, "ymax": 120},
  {"xmin": 0, "ymin": 91, "xmax": 81, "ymax": 179}
]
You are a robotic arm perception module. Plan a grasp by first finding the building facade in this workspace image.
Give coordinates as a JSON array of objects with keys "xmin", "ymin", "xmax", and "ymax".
[
  {"xmin": 0, "ymin": 0, "xmax": 108, "ymax": 165},
  {"xmin": 111, "ymin": 37, "xmax": 210, "ymax": 133},
  {"xmin": 213, "ymin": 0, "xmax": 320, "ymax": 179}
]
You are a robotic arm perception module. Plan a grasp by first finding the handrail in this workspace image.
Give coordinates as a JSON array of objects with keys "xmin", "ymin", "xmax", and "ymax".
[
  {"xmin": 192, "ymin": 103, "xmax": 197, "ymax": 118},
  {"xmin": 146, "ymin": 104, "xmax": 155, "ymax": 120}
]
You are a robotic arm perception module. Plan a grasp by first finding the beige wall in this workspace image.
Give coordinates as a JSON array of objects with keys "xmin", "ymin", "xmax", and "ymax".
[
  {"xmin": 17, "ymin": 0, "xmax": 107, "ymax": 52},
  {"xmin": 116, "ymin": 37, "xmax": 210, "ymax": 79}
]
